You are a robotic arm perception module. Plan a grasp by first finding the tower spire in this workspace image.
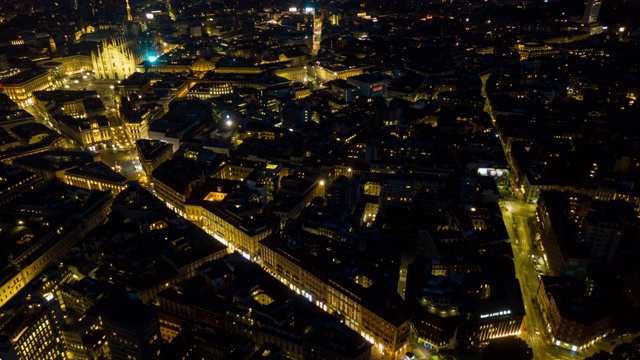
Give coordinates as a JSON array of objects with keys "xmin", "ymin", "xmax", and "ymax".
[{"xmin": 126, "ymin": 0, "xmax": 133, "ymax": 21}]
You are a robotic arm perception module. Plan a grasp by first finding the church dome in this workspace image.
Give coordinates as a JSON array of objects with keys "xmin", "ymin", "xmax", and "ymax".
[{"xmin": 190, "ymin": 58, "xmax": 215, "ymax": 72}]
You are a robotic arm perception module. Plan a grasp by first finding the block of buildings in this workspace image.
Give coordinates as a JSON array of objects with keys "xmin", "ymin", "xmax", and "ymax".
[
  {"xmin": 536, "ymin": 276, "xmax": 613, "ymax": 352},
  {"xmin": 260, "ymin": 233, "xmax": 411, "ymax": 358},
  {"xmin": 156, "ymin": 253, "xmax": 372, "ymax": 359},
  {"xmin": 64, "ymin": 161, "xmax": 128, "ymax": 195}
]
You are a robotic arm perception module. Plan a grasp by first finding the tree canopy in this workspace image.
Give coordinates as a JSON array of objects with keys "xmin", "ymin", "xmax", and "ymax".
[{"xmin": 481, "ymin": 336, "xmax": 533, "ymax": 360}]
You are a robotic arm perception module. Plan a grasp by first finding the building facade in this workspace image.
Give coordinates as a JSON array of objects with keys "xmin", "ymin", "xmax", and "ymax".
[
  {"xmin": 91, "ymin": 33, "xmax": 145, "ymax": 80},
  {"xmin": 1, "ymin": 69, "xmax": 55, "ymax": 108}
]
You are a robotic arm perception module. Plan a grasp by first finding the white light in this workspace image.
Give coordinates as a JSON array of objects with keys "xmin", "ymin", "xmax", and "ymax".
[
  {"xmin": 319, "ymin": 180, "xmax": 325, "ymax": 186},
  {"xmin": 226, "ymin": 120, "xmax": 233, "ymax": 126},
  {"xmin": 45, "ymin": 293, "xmax": 54, "ymax": 301}
]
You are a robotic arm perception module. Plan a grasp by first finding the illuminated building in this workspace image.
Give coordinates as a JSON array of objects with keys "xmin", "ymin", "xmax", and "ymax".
[
  {"xmin": 147, "ymin": 99, "xmax": 210, "ymax": 152},
  {"xmin": 259, "ymin": 234, "xmax": 411, "ymax": 358},
  {"xmin": 213, "ymin": 57, "xmax": 263, "ymax": 74},
  {"xmin": 412, "ymin": 297, "xmax": 463, "ymax": 350},
  {"xmin": 583, "ymin": 0, "xmax": 602, "ymax": 24},
  {"xmin": 123, "ymin": 109, "xmax": 151, "ymax": 141},
  {"xmin": 536, "ymin": 276, "xmax": 613, "ymax": 353},
  {"xmin": 155, "ymin": 253, "xmax": 372, "ymax": 359},
  {"xmin": 274, "ymin": 65, "xmax": 308, "ymax": 84},
  {"xmin": 437, "ymin": 91, "xmax": 485, "ymax": 112},
  {"xmin": 536, "ymin": 191, "xmax": 623, "ymax": 277},
  {"xmin": 0, "ymin": 182, "xmax": 112, "ymax": 307},
  {"xmin": 324, "ymin": 175, "xmax": 359, "ymax": 214},
  {"xmin": 91, "ymin": 32, "xmax": 145, "ymax": 80},
  {"xmin": 213, "ymin": 160, "xmax": 259, "ymax": 182},
  {"xmin": 54, "ymin": 277, "xmax": 123, "ymax": 359},
  {"xmin": 0, "ymin": 162, "xmax": 42, "ymax": 206},
  {"xmin": 312, "ymin": 63, "xmax": 366, "ymax": 83},
  {"xmin": 199, "ymin": 200, "xmax": 272, "ymax": 260},
  {"xmin": 186, "ymin": 83, "xmax": 233, "ymax": 99},
  {"xmin": 0, "ymin": 69, "xmax": 55, "ymax": 108},
  {"xmin": 347, "ymin": 73, "xmax": 388, "ymax": 99},
  {"xmin": 270, "ymin": 175, "xmax": 327, "ymax": 227},
  {"xmin": 156, "ymin": 311, "xmax": 184, "ymax": 344},
  {"xmin": 64, "ymin": 161, "xmax": 128, "ymax": 195},
  {"xmin": 467, "ymin": 272, "xmax": 524, "ymax": 343},
  {"xmin": 38, "ymin": 54, "xmax": 93, "ymax": 75},
  {"xmin": 189, "ymin": 57, "xmax": 215, "ymax": 74},
  {"xmin": 13, "ymin": 124, "xmax": 53, "ymax": 148},
  {"xmin": 513, "ymin": 43, "xmax": 559, "ymax": 61},
  {"xmin": 32, "ymin": 90, "xmax": 105, "ymax": 120},
  {"xmin": 114, "ymin": 72, "xmax": 161, "ymax": 98},
  {"xmin": 136, "ymin": 139, "xmax": 174, "ymax": 178},
  {"xmin": 119, "ymin": 96, "xmax": 156, "ymax": 141},
  {"xmin": 81, "ymin": 184, "xmax": 228, "ymax": 304},
  {"xmin": 378, "ymin": 178, "xmax": 416, "ymax": 216},
  {"xmin": 151, "ymin": 155, "xmax": 224, "ymax": 218},
  {"xmin": 101, "ymin": 299, "xmax": 163, "ymax": 359},
  {"xmin": 53, "ymin": 114, "xmax": 113, "ymax": 150},
  {"xmin": 0, "ymin": 299, "xmax": 65, "ymax": 359},
  {"xmin": 151, "ymin": 168, "xmax": 196, "ymax": 218},
  {"xmin": 327, "ymin": 79, "xmax": 360, "ymax": 102},
  {"xmin": 474, "ymin": 308, "xmax": 523, "ymax": 342},
  {"xmin": 280, "ymin": 101, "xmax": 314, "ymax": 128},
  {"xmin": 126, "ymin": 0, "xmax": 133, "ymax": 21},
  {"xmin": 12, "ymin": 149, "xmax": 96, "ymax": 182},
  {"xmin": 200, "ymin": 71, "xmax": 291, "ymax": 92}
]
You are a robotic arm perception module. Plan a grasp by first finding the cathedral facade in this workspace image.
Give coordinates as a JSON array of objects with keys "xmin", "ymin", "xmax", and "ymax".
[{"xmin": 91, "ymin": 31, "xmax": 146, "ymax": 80}]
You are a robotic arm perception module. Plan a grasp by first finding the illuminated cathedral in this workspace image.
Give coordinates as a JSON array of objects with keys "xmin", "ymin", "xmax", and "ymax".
[{"xmin": 91, "ymin": 30, "xmax": 146, "ymax": 80}]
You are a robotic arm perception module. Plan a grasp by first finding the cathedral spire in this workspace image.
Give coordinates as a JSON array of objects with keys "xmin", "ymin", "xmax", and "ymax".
[{"xmin": 126, "ymin": 0, "xmax": 133, "ymax": 21}]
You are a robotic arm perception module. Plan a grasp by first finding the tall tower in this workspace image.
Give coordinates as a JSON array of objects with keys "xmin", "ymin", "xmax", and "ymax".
[
  {"xmin": 126, "ymin": 0, "xmax": 133, "ymax": 21},
  {"xmin": 49, "ymin": 37, "xmax": 57, "ymax": 54},
  {"xmin": 312, "ymin": 10, "xmax": 323, "ymax": 56},
  {"xmin": 583, "ymin": 0, "xmax": 602, "ymax": 24}
]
